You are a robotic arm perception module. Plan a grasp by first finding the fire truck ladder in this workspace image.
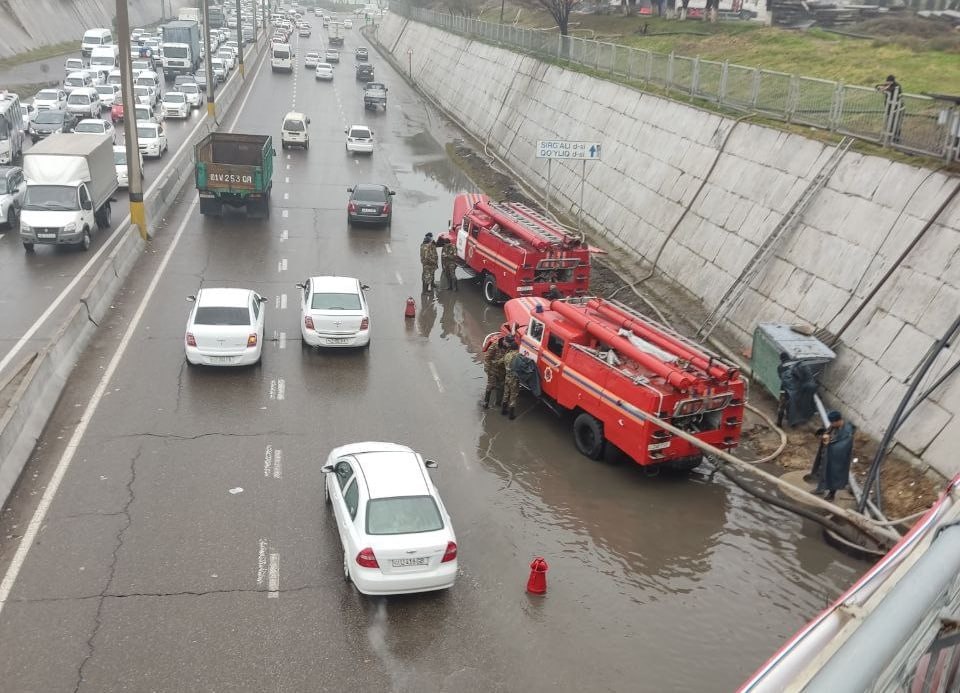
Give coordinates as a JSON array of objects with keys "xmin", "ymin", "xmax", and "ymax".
[
  {"xmin": 486, "ymin": 201, "xmax": 569, "ymax": 246},
  {"xmin": 695, "ymin": 137, "xmax": 853, "ymax": 341}
]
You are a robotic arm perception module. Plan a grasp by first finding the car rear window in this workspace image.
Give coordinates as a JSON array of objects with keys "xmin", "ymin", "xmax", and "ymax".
[
  {"xmin": 194, "ymin": 307, "xmax": 250, "ymax": 325},
  {"xmin": 350, "ymin": 129, "xmax": 370, "ymax": 139},
  {"xmin": 283, "ymin": 119, "xmax": 304, "ymax": 132},
  {"xmin": 311, "ymin": 292, "xmax": 361, "ymax": 310},
  {"xmin": 366, "ymin": 496, "xmax": 443, "ymax": 535}
]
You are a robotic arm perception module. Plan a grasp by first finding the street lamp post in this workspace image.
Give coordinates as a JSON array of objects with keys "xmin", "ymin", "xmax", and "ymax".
[
  {"xmin": 202, "ymin": 0, "xmax": 216, "ymax": 118},
  {"xmin": 116, "ymin": 0, "xmax": 147, "ymax": 240},
  {"xmin": 235, "ymin": 0, "xmax": 245, "ymax": 77}
]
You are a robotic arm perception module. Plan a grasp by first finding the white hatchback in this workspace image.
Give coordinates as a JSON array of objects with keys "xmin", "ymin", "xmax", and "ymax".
[
  {"xmin": 136, "ymin": 120, "xmax": 167, "ymax": 158},
  {"xmin": 161, "ymin": 91, "xmax": 189, "ymax": 118},
  {"xmin": 314, "ymin": 63, "xmax": 334, "ymax": 81},
  {"xmin": 344, "ymin": 124, "xmax": 373, "ymax": 154},
  {"xmin": 185, "ymin": 288, "xmax": 267, "ymax": 367},
  {"xmin": 74, "ymin": 118, "xmax": 115, "ymax": 140},
  {"xmin": 297, "ymin": 275, "xmax": 370, "ymax": 349},
  {"xmin": 322, "ymin": 442, "xmax": 458, "ymax": 596}
]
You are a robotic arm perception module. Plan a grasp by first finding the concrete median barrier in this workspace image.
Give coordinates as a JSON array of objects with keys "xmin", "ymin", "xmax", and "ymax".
[{"xmin": 0, "ymin": 35, "xmax": 268, "ymax": 508}]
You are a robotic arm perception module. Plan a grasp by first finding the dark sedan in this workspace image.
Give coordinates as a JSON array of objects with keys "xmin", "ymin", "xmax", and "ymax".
[
  {"xmin": 28, "ymin": 109, "xmax": 77, "ymax": 142},
  {"xmin": 355, "ymin": 63, "xmax": 374, "ymax": 82},
  {"xmin": 347, "ymin": 184, "xmax": 395, "ymax": 227}
]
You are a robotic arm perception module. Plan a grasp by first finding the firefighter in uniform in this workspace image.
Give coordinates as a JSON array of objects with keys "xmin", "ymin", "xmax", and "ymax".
[
  {"xmin": 499, "ymin": 335, "xmax": 521, "ymax": 420},
  {"xmin": 420, "ymin": 233, "xmax": 438, "ymax": 293},
  {"xmin": 482, "ymin": 336, "xmax": 506, "ymax": 408},
  {"xmin": 440, "ymin": 238, "xmax": 458, "ymax": 291}
]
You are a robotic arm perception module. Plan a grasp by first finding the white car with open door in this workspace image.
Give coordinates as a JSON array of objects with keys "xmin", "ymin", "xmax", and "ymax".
[
  {"xmin": 184, "ymin": 287, "xmax": 267, "ymax": 367},
  {"xmin": 322, "ymin": 442, "xmax": 458, "ymax": 596},
  {"xmin": 297, "ymin": 275, "xmax": 370, "ymax": 349}
]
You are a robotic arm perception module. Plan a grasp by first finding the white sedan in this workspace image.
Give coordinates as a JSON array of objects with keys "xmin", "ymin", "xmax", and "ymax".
[
  {"xmin": 297, "ymin": 276, "xmax": 370, "ymax": 349},
  {"xmin": 185, "ymin": 288, "xmax": 267, "ymax": 367},
  {"xmin": 345, "ymin": 124, "xmax": 374, "ymax": 154},
  {"xmin": 315, "ymin": 63, "xmax": 333, "ymax": 81},
  {"xmin": 304, "ymin": 51, "xmax": 320, "ymax": 68},
  {"xmin": 343, "ymin": 19, "xmax": 353, "ymax": 29},
  {"xmin": 322, "ymin": 442, "xmax": 458, "ymax": 596},
  {"xmin": 161, "ymin": 91, "xmax": 189, "ymax": 119},
  {"xmin": 136, "ymin": 120, "xmax": 168, "ymax": 158},
  {"xmin": 180, "ymin": 82, "xmax": 203, "ymax": 108},
  {"xmin": 113, "ymin": 145, "xmax": 143, "ymax": 188},
  {"xmin": 74, "ymin": 118, "xmax": 115, "ymax": 140}
]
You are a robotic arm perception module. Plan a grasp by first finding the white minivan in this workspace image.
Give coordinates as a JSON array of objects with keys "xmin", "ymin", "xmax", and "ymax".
[
  {"xmin": 89, "ymin": 45, "xmax": 120, "ymax": 70},
  {"xmin": 271, "ymin": 43, "xmax": 293, "ymax": 73},
  {"xmin": 81, "ymin": 28, "xmax": 113, "ymax": 58},
  {"xmin": 281, "ymin": 111, "xmax": 310, "ymax": 150}
]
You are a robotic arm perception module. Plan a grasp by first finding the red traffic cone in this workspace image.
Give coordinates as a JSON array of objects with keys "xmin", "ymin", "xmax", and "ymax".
[
  {"xmin": 404, "ymin": 297, "xmax": 416, "ymax": 318},
  {"xmin": 526, "ymin": 557, "xmax": 548, "ymax": 595}
]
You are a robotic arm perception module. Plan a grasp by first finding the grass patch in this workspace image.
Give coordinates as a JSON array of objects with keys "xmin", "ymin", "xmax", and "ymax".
[
  {"xmin": 0, "ymin": 40, "xmax": 78, "ymax": 71},
  {"xmin": 8, "ymin": 79, "xmax": 62, "ymax": 100},
  {"xmin": 496, "ymin": 8, "xmax": 960, "ymax": 94}
]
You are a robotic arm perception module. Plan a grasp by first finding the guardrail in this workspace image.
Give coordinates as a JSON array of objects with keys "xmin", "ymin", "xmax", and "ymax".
[
  {"xmin": 391, "ymin": 2, "xmax": 960, "ymax": 163},
  {"xmin": 0, "ymin": 32, "xmax": 269, "ymax": 508}
]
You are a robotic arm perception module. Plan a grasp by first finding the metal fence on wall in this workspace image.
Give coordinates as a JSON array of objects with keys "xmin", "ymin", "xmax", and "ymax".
[{"xmin": 391, "ymin": 3, "xmax": 960, "ymax": 163}]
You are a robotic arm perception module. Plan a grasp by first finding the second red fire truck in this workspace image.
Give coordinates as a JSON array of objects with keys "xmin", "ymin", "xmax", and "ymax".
[
  {"xmin": 439, "ymin": 193, "xmax": 593, "ymax": 304},
  {"xmin": 496, "ymin": 296, "xmax": 746, "ymax": 470}
]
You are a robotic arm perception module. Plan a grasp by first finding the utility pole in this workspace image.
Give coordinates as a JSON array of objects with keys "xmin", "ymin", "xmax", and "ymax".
[
  {"xmin": 235, "ymin": 0, "xmax": 244, "ymax": 77},
  {"xmin": 202, "ymin": 0, "xmax": 216, "ymax": 118},
  {"xmin": 117, "ymin": 0, "xmax": 147, "ymax": 240}
]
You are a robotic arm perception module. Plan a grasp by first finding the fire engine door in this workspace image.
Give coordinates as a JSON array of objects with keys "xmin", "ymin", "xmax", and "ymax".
[
  {"xmin": 527, "ymin": 318, "xmax": 560, "ymax": 398},
  {"xmin": 456, "ymin": 219, "xmax": 470, "ymax": 260}
]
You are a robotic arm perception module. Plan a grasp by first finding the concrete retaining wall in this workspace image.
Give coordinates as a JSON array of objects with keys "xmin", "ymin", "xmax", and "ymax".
[
  {"xmin": 375, "ymin": 15, "xmax": 960, "ymax": 479},
  {"xmin": 0, "ymin": 0, "xmax": 193, "ymax": 59},
  {"xmin": 0, "ymin": 34, "xmax": 266, "ymax": 508}
]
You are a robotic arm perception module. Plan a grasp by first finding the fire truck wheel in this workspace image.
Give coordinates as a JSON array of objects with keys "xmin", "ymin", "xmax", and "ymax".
[
  {"xmin": 482, "ymin": 274, "xmax": 504, "ymax": 305},
  {"xmin": 573, "ymin": 413, "xmax": 605, "ymax": 460}
]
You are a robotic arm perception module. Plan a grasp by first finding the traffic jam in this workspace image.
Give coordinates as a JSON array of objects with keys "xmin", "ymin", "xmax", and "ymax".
[{"xmin": 0, "ymin": 2, "xmax": 890, "ymax": 692}]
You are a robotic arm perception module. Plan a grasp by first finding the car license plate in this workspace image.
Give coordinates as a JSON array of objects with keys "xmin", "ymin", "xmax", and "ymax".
[
  {"xmin": 391, "ymin": 557, "xmax": 428, "ymax": 567},
  {"xmin": 648, "ymin": 441, "xmax": 671, "ymax": 451},
  {"xmin": 325, "ymin": 337, "xmax": 349, "ymax": 345},
  {"xmin": 37, "ymin": 233, "xmax": 57, "ymax": 239},
  {"xmin": 210, "ymin": 355, "xmax": 235, "ymax": 363},
  {"xmin": 361, "ymin": 207, "xmax": 376, "ymax": 214}
]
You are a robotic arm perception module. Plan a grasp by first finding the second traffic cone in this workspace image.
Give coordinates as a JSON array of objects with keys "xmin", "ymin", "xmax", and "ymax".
[
  {"xmin": 526, "ymin": 557, "xmax": 548, "ymax": 595},
  {"xmin": 404, "ymin": 297, "xmax": 416, "ymax": 318}
]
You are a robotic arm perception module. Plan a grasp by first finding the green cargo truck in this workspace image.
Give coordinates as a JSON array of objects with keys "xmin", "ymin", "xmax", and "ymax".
[{"xmin": 195, "ymin": 133, "xmax": 275, "ymax": 218}]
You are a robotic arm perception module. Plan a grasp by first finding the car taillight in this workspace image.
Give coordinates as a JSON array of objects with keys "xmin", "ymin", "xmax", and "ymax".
[
  {"xmin": 347, "ymin": 202, "xmax": 356, "ymax": 213},
  {"xmin": 381, "ymin": 203, "xmax": 390, "ymax": 214},
  {"xmin": 441, "ymin": 541, "xmax": 458, "ymax": 563},
  {"xmin": 356, "ymin": 547, "xmax": 379, "ymax": 568},
  {"xmin": 247, "ymin": 333, "xmax": 258, "ymax": 347},
  {"xmin": 360, "ymin": 317, "xmax": 369, "ymax": 330},
  {"xmin": 304, "ymin": 316, "xmax": 314, "ymax": 330},
  {"xmin": 186, "ymin": 332, "xmax": 196, "ymax": 347}
]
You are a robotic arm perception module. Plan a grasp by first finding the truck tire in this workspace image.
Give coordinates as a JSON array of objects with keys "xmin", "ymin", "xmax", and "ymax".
[
  {"xmin": 23, "ymin": 241, "xmax": 34, "ymax": 253},
  {"xmin": 5, "ymin": 206, "xmax": 15, "ymax": 228},
  {"xmin": 199, "ymin": 197, "xmax": 222, "ymax": 216},
  {"xmin": 80, "ymin": 227, "xmax": 92, "ymax": 252},
  {"xmin": 573, "ymin": 412, "xmax": 605, "ymax": 461},
  {"xmin": 96, "ymin": 202, "xmax": 111, "ymax": 230},
  {"xmin": 482, "ymin": 274, "xmax": 504, "ymax": 305}
]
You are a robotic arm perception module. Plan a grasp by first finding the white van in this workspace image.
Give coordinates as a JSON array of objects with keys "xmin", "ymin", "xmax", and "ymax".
[
  {"xmin": 0, "ymin": 92, "xmax": 24, "ymax": 165},
  {"xmin": 81, "ymin": 29, "xmax": 113, "ymax": 58},
  {"xmin": 271, "ymin": 43, "xmax": 293, "ymax": 73},
  {"xmin": 89, "ymin": 45, "xmax": 120, "ymax": 70},
  {"xmin": 281, "ymin": 111, "xmax": 310, "ymax": 150}
]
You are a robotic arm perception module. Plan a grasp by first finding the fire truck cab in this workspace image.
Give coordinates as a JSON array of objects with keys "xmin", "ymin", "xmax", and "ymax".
[
  {"xmin": 502, "ymin": 296, "xmax": 746, "ymax": 470},
  {"xmin": 441, "ymin": 193, "xmax": 592, "ymax": 304}
]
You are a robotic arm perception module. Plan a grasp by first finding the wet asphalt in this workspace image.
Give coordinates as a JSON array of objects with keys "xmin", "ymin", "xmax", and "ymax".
[{"xmin": 0, "ymin": 17, "xmax": 864, "ymax": 693}]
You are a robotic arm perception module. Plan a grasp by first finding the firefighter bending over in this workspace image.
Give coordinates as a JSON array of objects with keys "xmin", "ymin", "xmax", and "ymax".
[
  {"xmin": 499, "ymin": 335, "xmax": 521, "ymax": 420},
  {"xmin": 420, "ymin": 233, "xmax": 438, "ymax": 293}
]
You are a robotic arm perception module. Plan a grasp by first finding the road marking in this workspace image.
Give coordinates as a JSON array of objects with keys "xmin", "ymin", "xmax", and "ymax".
[
  {"xmin": 286, "ymin": 164, "xmax": 290, "ymax": 170},
  {"xmin": 279, "ymin": 331, "xmax": 287, "ymax": 350},
  {"xmin": 0, "ymin": 197, "xmax": 203, "ymax": 614},
  {"xmin": 0, "ymin": 34, "xmax": 268, "ymax": 380},
  {"xmin": 428, "ymin": 362, "xmax": 444, "ymax": 393},
  {"xmin": 286, "ymin": 154, "xmax": 291, "ymax": 160},
  {"xmin": 0, "ymin": 234, "xmax": 4, "ymax": 241},
  {"xmin": 384, "ymin": 243, "xmax": 391, "ymax": 254},
  {"xmin": 395, "ymin": 270, "xmax": 402, "ymax": 284},
  {"xmin": 283, "ymin": 192, "xmax": 289, "ymax": 200},
  {"xmin": 273, "ymin": 448, "xmax": 283, "ymax": 479},
  {"xmin": 280, "ymin": 293, "xmax": 287, "ymax": 310},
  {"xmin": 257, "ymin": 539, "xmax": 267, "ymax": 586},
  {"xmin": 284, "ymin": 176, "xmax": 290, "ymax": 184},
  {"xmin": 268, "ymin": 553, "xmax": 280, "ymax": 598},
  {"xmin": 263, "ymin": 445, "xmax": 274, "ymax": 477},
  {"xmin": 282, "ymin": 209, "xmax": 289, "ymax": 218},
  {"xmin": 264, "ymin": 445, "xmax": 283, "ymax": 478},
  {"xmin": 277, "ymin": 258, "xmax": 288, "ymax": 272},
  {"xmin": 277, "ymin": 378, "xmax": 286, "ymax": 400},
  {"xmin": 280, "ymin": 229, "xmax": 288, "ymax": 241}
]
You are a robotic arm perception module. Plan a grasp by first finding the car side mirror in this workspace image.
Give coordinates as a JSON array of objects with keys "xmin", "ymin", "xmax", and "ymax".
[
  {"xmin": 306, "ymin": 117, "xmax": 311, "ymax": 124},
  {"xmin": 187, "ymin": 295, "xmax": 197, "ymax": 302},
  {"xmin": 347, "ymin": 187, "xmax": 353, "ymax": 192},
  {"xmin": 388, "ymin": 190, "xmax": 395, "ymax": 195},
  {"xmin": 370, "ymin": 130, "xmax": 374, "ymax": 135},
  {"xmin": 343, "ymin": 128, "xmax": 348, "ymax": 134},
  {"xmin": 361, "ymin": 284, "xmax": 370, "ymax": 291},
  {"xmin": 320, "ymin": 463, "xmax": 334, "ymax": 474},
  {"xmin": 295, "ymin": 282, "xmax": 305, "ymax": 289},
  {"xmin": 258, "ymin": 296, "xmax": 268, "ymax": 303},
  {"xmin": 81, "ymin": 198, "xmax": 93, "ymax": 210},
  {"xmin": 425, "ymin": 459, "xmax": 438, "ymax": 469}
]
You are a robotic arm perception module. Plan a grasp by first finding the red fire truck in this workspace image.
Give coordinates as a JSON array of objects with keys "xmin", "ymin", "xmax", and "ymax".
[
  {"xmin": 498, "ymin": 296, "xmax": 746, "ymax": 470},
  {"xmin": 440, "ymin": 193, "xmax": 592, "ymax": 304}
]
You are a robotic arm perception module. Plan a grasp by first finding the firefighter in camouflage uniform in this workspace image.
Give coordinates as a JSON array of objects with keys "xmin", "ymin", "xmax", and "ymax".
[
  {"xmin": 499, "ymin": 335, "xmax": 521, "ymax": 420},
  {"xmin": 483, "ymin": 336, "xmax": 506, "ymax": 408},
  {"xmin": 420, "ymin": 233, "xmax": 438, "ymax": 293}
]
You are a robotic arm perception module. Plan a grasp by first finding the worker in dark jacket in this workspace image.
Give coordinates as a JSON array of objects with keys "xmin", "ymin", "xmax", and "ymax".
[
  {"xmin": 420, "ymin": 233, "xmax": 438, "ymax": 293},
  {"xmin": 499, "ymin": 335, "xmax": 521, "ymax": 419},
  {"xmin": 777, "ymin": 352, "xmax": 818, "ymax": 427},
  {"xmin": 816, "ymin": 410, "xmax": 855, "ymax": 501},
  {"xmin": 482, "ymin": 336, "xmax": 506, "ymax": 408}
]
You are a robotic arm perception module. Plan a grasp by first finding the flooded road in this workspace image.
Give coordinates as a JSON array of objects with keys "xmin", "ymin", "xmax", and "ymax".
[{"xmin": 0, "ymin": 18, "xmax": 863, "ymax": 693}]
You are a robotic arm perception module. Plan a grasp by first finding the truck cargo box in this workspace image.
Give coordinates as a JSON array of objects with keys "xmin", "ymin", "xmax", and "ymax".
[
  {"xmin": 194, "ymin": 133, "xmax": 274, "ymax": 218},
  {"xmin": 23, "ymin": 132, "xmax": 118, "ymax": 209}
]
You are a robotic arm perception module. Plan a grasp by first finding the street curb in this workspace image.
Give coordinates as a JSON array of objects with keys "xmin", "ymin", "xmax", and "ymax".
[{"xmin": 0, "ymin": 33, "xmax": 269, "ymax": 509}]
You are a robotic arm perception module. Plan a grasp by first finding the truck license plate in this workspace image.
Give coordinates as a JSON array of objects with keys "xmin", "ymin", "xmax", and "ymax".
[
  {"xmin": 37, "ymin": 233, "xmax": 57, "ymax": 239},
  {"xmin": 391, "ymin": 557, "xmax": 428, "ymax": 567},
  {"xmin": 648, "ymin": 441, "xmax": 671, "ymax": 451}
]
